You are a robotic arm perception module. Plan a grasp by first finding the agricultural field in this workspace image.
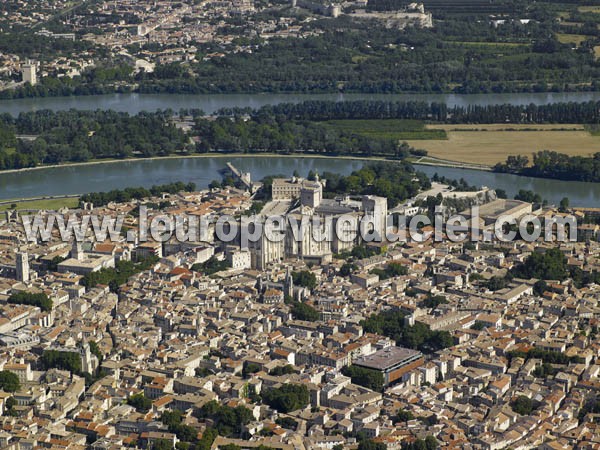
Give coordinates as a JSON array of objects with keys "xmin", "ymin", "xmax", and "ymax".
[
  {"xmin": 405, "ymin": 127, "xmax": 600, "ymax": 165},
  {"xmin": 445, "ymin": 41, "xmax": 529, "ymax": 48},
  {"xmin": 577, "ymin": 5, "xmax": 600, "ymax": 13},
  {"xmin": 431, "ymin": 124, "xmax": 586, "ymax": 131},
  {"xmin": 418, "ymin": 0, "xmax": 522, "ymax": 16},
  {"xmin": 322, "ymin": 119, "xmax": 447, "ymax": 140},
  {"xmin": 556, "ymin": 33, "xmax": 588, "ymax": 46}
]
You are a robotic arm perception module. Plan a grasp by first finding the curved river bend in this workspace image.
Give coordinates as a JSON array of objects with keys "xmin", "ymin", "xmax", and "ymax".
[{"xmin": 0, "ymin": 156, "xmax": 598, "ymax": 207}]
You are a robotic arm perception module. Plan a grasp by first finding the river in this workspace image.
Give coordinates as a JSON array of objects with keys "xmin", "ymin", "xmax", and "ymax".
[
  {"xmin": 0, "ymin": 155, "xmax": 598, "ymax": 206},
  {"xmin": 3, "ymin": 91, "xmax": 600, "ymax": 116},
  {"xmin": 1, "ymin": 92, "xmax": 600, "ymax": 206}
]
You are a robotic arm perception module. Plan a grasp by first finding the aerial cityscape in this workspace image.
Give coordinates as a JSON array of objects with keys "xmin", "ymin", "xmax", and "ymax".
[{"xmin": 2, "ymin": 0, "xmax": 600, "ymax": 449}]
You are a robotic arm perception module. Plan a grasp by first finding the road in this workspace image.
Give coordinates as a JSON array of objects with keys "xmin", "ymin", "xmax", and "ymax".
[{"xmin": 31, "ymin": 0, "xmax": 90, "ymax": 30}]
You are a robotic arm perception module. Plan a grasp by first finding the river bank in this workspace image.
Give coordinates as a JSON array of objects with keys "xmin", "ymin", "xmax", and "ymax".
[
  {"xmin": 1, "ymin": 154, "xmax": 599, "ymax": 206},
  {"xmin": 0, "ymin": 152, "xmax": 407, "ymax": 176}
]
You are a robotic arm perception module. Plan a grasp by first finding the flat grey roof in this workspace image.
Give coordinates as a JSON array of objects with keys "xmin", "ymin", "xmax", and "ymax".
[
  {"xmin": 472, "ymin": 199, "xmax": 530, "ymax": 219},
  {"xmin": 353, "ymin": 346, "xmax": 422, "ymax": 371}
]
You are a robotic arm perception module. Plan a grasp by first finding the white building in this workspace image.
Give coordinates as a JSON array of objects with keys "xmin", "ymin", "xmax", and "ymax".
[
  {"xmin": 21, "ymin": 61, "xmax": 37, "ymax": 86},
  {"xmin": 15, "ymin": 251, "xmax": 30, "ymax": 283},
  {"xmin": 227, "ymin": 248, "xmax": 251, "ymax": 270}
]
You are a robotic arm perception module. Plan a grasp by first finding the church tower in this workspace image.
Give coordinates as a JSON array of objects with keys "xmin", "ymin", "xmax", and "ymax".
[
  {"xmin": 16, "ymin": 251, "xmax": 30, "ymax": 283},
  {"xmin": 72, "ymin": 241, "xmax": 84, "ymax": 261},
  {"xmin": 284, "ymin": 267, "xmax": 294, "ymax": 300}
]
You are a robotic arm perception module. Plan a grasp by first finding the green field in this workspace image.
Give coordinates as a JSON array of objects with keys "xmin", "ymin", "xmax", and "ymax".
[
  {"xmin": 556, "ymin": 33, "xmax": 588, "ymax": 46},
  {"xmin": 322, "ymin": 119, "xmax": 447, "ymax": 140},
  {"xmin": 585, "ymin": 124, "xmax": 600, "ymax": 136},
  {"xmin": 446, "ymin": 41, "xmax": 529, "ymax": 48},
  {"xmin": 577, "ymin": 6, "xmax": 600, "ymax": 13},
  {"xmin": 0, "ymin": 197, "xmax": 79, "ymax": 212}
]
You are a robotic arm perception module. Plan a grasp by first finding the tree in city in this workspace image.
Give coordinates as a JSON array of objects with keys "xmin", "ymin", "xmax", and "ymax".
[
  {"xmin": 0, "ymin": 371, "xmax": 21, "ymax": 392},
  {"xmin": 511, "ymin": 395, "xmax": 535, "ymax": 415},
  {"xmin": 261, "ymin": 384, "xmax": 310, "ymax": 413},
  {"xmin": 341, "ymin": 366, "xmax": 384, "ymax": 392}
]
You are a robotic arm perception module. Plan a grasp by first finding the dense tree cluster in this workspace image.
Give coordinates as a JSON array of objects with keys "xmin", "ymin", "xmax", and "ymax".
[
  {"xmin": 370, "ymin": 262, "xmax": 408, "ymax": 280},
  {"xmin": 361, "ymin": 310, "xmax": 454, "ymax": 353},
  {"xmin": 194, "ymin": 116, "xmax": 407, "ymax": 158},
  {"xmin": 161, "ymin": 410, "xmax": 200, "ymax": 444},
  {"xmin": 41, "ymin": 350, "xmax": 82, "ymax": 375},
  {"xmin": 269, "ymin": 365, "xmax": 297, "ymax": 376},
  {"xmin": 339, "ymin": 262, "xmax": 358, "ymax": 277},
  {"xmin": 193, "ymin": 427, "xmax": 218, "ymax": 450},
  {"xmin": 4, "ymin": 397, "xmax": 17, "ymax": 416},
  {"xmin": 511, "ymin": 248, "xmax": 569, "ymax": 281},
  {"xmin": 0, "ymin": 110, "xmax": 188, "ymax": 170},
  {"xmin": 495, "ymin": 150, "xmax": 600, "ymax": 182},
  {"xmin": 0, "ymin": 371, "xmax": 21, "ymax": 393},
  {"xmin": 341, "ymin": 365, "xmax": 385, "ymax": 392},
  {"xmin": 508, "ymin": 348, "xmax": 584, "ymax": 365},
  {"xmin": 358, "ymin": 440, "xmax": 387, "ymax": 450},
  {"xmin": 396, "ymin": 409, "xmax": 415, "ymax": 422},
  {"xmin": 0, "ymin": 31, "xmax": 92, "ymax": 60},
  {"xmin": 532, "ymin": 362, "xmax": 559, "ymax": 378},
  {"xmin": 485, "ymin": 276, "xmax": 510, "ymax": 292},
  {"xmin": 0, "ymin": 76, "xmax": 130, "ymax": 100},
  {"xmin": 489, "ymin": 248, "xmax": 600, "ymax": 293},
  {"xmin": 191, "ymin": 256, "xmax": 230, "ymax": 276},
  {"xmin": 7, "ymin": 292, "xmax": 53, "ymax": 312},
  {"xmin": 291, "ymin": 271, "xmax": 317, "ymax": 289},
  {"xmin": 514, "ymin": 189, "xmax": 543, "ymax": 204},
  {"xmin": 79, "ymin": 182, "xmax": 196, "ymax": 207},
  {"xmin": 275, "ymin": 417, "xmax": 298, "ymax": 430},
  {"xmin": 223, "ymin": 100, "xmax": 600, "ymax": 124},
  {"xmin": 511, "ymin": 395, "xmax": 538, "ymax": 415},
  {"xmin": 401, "ymin": 436, "xmax": 439, "ymax": 450},
  {"xmin": 290, "ymin": 302, "xmax": 320, "ymax": 322},
  {"xmin": 261, "ymin": 384, "xmax": 310, "ymax": 413},
  {"xmin": 82, "ymin": 257, "xmax": 158, "ymax": 292},
  {"xmin": 335, "ymin": 245, "xmax": 381, "ymax": 261},
  {"xmin": 422, "ymin": 294, "xmax": 448, "ymax": 309},
  {"xmin": 430, "ymin": 173, "xmax": 477, "ymax": 191},
  {"xmin": 242, "ymin": 362, "xmax": 261, "ymax": 378},
  {"xmin": 134, "ymin": 16, "xmax": 600, "ymax": 95},
  {"xmin": 195, "ymin": 400, "xmax": 254, "ymax": 437},
  {"xmin": 323, "ymin": 162, "xmax": 430, "ymax": 208},
  {"xmin": 568, "ymin": 267, "xmax": 600, "ymax": 289},
  {"xmin": 127, "ymin": 393, "xmax": 152, "ymax": 412}
]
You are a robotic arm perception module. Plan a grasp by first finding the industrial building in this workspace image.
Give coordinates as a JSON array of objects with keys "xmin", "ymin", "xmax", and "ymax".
[{"xmin": 353, "ymin": 346, "xmax": 424, "ymax": 387}]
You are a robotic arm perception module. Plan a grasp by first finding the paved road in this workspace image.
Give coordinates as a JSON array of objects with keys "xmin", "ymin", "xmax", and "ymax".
[{"xmin": 31, "ymin": 0, "xmax": 89, "ymax": 29}]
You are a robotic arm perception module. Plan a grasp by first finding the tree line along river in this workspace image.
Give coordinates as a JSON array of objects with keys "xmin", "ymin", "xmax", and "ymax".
[
  {"xmin": 4, "ymin": 91, "xmax": 600, "ymax": 115},
  {"xmin": 1, "ymin": 92, "xmax": 600, "ymax": 206}
]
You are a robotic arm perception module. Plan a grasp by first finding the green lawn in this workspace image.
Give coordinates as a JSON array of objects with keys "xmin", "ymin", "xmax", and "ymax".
[
  {"xmin": 322, "ymin": 119, "xmax": 447, "ymax": 140},
  {"xmin": 0, "ymin": 197, "xmax": 79, "ymax": 212}
]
